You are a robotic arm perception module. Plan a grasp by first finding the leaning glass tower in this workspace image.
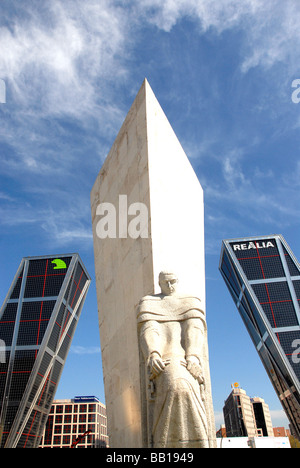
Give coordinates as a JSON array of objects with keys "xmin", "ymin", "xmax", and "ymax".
[
  {"xmin": 0, "ymin": 254, "xmax": 91, "ymax": 448},
  {"xmin": 219, "ymin": 235, "xmax": 300, "ymax": 438}
]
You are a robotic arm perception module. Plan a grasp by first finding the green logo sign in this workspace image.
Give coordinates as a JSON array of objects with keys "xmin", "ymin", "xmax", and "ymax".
[{"xmin": 51, "ymin": 259, "xmax": 67, "ymax": 270}]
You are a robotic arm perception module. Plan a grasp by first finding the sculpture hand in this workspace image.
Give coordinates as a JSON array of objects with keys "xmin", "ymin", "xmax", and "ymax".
[
  {"xmin": 186, "ymin": 355, "xmax": 203, "ymax": 382},
  {"xmin": 148, "ymin": 352, "xmax": 165, "ymax": 378}
]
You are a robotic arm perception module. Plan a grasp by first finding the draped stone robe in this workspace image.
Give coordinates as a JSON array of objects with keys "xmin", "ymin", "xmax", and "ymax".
[{"xmin": 137, "ymin": 294, "xmax": 209, "ymax": 448}]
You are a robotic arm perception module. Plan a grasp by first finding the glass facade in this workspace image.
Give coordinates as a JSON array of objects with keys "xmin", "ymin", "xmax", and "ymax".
[
  {"xmin": 219, "ymin": 235, "xmax": 300, "ymax": 438},
  {"xmin": 0, "ymin": 254, "xmax": 91, "ymax": 448}
]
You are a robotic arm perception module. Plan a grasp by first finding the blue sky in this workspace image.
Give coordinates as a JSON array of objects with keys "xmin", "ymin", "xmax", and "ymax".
[{"xmin": 1, "ymin": 0, "xmax": 300, "ymax": 430}]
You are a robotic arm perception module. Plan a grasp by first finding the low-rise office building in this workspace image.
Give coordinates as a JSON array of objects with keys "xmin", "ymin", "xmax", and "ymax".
[{"xmin": 39, "ymin": 396, "xmax": 108, "ymax": 448}]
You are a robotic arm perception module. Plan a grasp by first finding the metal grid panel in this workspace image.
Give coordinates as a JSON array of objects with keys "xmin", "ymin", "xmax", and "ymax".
[
  {"xmin": 219, "ymin": 235, "xmax": 300, "ymax": 438},
  {"xmin": 0, "ymin": 254, "xmax": 91, "ymax": 448}
]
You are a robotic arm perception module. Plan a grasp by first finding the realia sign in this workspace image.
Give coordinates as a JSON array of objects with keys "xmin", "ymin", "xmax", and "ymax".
[{"xmin": 232, "ymin": 241, "xmax": 275, "ymax": 251}]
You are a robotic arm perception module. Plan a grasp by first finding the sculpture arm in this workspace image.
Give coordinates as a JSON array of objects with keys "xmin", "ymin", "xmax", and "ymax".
[
  {"xmin": 139, "ymin": 320, "xmax": 165, "ymax": 377},
  {"xmin": 183, "ymin": 317, "xmax": 205, "ymax": 359},
  {"xmin": 139, "ymin": 320, "xmax": 161, "ymax": 357},
  {"xmin": 183, "ymin": 317, "xmax": 205, "ymax": 381}
]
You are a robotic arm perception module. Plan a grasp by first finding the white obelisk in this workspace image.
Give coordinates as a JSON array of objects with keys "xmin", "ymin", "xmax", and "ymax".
[{"xmin": 91, "ymin": 79, "xmax": 215, "ymax": 448}]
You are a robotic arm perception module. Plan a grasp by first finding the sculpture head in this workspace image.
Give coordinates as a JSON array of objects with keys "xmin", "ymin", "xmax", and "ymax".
[{"xmin": 158, "ymin": 271, "xmax": 178, "ymax": 296}]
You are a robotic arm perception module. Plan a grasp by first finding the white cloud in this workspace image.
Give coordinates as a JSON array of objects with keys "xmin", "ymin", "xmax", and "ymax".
[
  {"xmin": 0, "ymin": 195, "xmax": 93, "ymax": 246},
  {"xmin": 40, "ymin": 203, "xmax": 94, "ymax": 246},
  {"xmin": 136, "ymin": 0, "xmax": 263, "ymax": 33},
  {"xmin": 0, "ymin": 0, "xmax": 129, "ymax": 118},
  {"xmin": 0, "ymin": 191, "xmax": 14, "ymax": 201},
  {"xmin": 240, "ymin": 1, "xmax": 300, "ymax": 73},
  {"xmin": 136, "ymin": 0, "xmax": 300, "ymax": 74},
  {"xmin": 0, "ymin": 204, "xmax": 41, "ymax": 226},
  {"xmin": 1, "ymin": 0, "xmax": 299, "ymax": 248},
  {"xmin": 222, "ymin": 149, "xmax": 247, "ymax": 190},
  {"xmin": 2, "ymin": 0, "xmax": 299, "ymax": 118},
  {"xmin": 1, "ymin": 0, "xmax": 298, "ymax": 137},
  {"xmin": 70, "ymin": 345, "xmax": 101, "ymax": 355},
  {"xmin": 0, "ymin": 0, "xmax": 132, "ymax": 190},
  {"xmin": 202, "ymin": 140, "xmax": 300, "ymax": 246}
]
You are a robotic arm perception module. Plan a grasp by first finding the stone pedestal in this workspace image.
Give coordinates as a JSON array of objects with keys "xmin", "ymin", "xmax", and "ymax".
[{"xmin": 91, "ymin": 79, "xmax": 216, "ymax": 448}]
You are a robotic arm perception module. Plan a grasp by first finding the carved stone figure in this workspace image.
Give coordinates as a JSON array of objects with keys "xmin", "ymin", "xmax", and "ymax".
[{"xmin": 137, "ymin": 271, "xmax": 210, "ymax": 448}]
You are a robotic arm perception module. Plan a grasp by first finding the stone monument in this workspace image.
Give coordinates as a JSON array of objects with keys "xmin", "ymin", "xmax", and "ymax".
[
  {"xmin": 91, "ymin": 79, "xmax": 216, "ymax": 448},
  {"xmin": 137, "ymin": 271, "xmax": 213, "ymax": 448}
]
